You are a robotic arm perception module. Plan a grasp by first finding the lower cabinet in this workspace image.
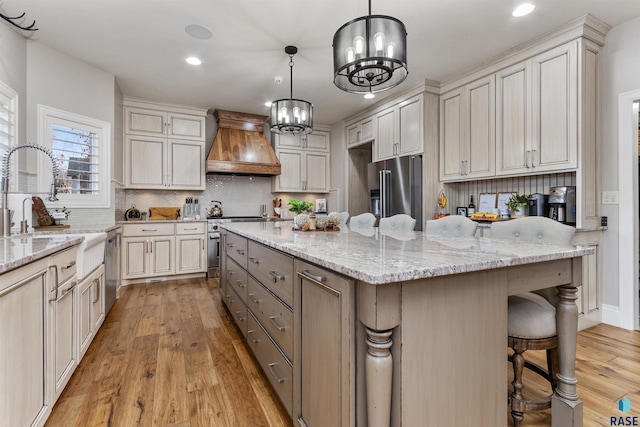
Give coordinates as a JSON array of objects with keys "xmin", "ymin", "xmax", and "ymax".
[
  {"xmin": 221, "ymin": 231, "xmax": 355, "ymax": 426},
  {"xmin": 77, "ymin": 265, "xmax": 105, "ymax": 359},
  {"xmin": 0, "ymin": 259, "xmax": 50, "ymax": 427},
  {"xmin": 294, "ymin": 260, "xmax": 355, "ymax": 427}
]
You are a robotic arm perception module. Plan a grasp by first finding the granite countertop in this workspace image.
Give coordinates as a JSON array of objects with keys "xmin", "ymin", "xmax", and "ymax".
[
  {"xmin": 221, "ymin": 222, "xmax": 595, "ymax": 285},
  {"xmin": 0, "ymin": 234, "xmax": 84, "ymax": 274}
]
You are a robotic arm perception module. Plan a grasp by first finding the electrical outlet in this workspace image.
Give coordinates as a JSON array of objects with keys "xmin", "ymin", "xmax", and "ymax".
[
  {"xmin": 602, "ymin": 191, "xmax": 619, "ymax": 205},
  {"xmin": 601, "ymin": 216, "xmax": 608, "ymax": 227}
]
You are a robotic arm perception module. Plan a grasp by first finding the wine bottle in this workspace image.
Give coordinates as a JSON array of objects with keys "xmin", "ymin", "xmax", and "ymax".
[{"xmin": 467, "ymin": 195, "xmax": 476, "ymax": 217}]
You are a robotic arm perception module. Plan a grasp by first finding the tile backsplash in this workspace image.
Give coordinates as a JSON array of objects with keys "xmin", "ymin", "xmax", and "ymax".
[{"xmin": 120, "ymin": 175, "xmax": 336, "ymax": 220}]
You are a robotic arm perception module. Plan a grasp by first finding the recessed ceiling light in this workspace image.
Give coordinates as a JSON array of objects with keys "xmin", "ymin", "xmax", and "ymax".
[
  {"xmin": 265, "ymin": 101, "xmax": 273, "ymax": 107},
  {"xmin": 186, "ymin": 56, "xmax": 202, "ymax": 65},
  {"xmin": 364, "ymin": 93, "xmax": 375, "ymax": 99},
  {"xmin": 185, "ymin": 24, "xmax": 213, "ymax": 40},
  {"xmin": 512, "ymin": 3, "xmax": 535, "ymax": 17}
]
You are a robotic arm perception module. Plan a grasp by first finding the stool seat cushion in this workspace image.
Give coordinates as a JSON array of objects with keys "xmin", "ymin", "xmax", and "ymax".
[{"xmin": 508, "ymin": 292, "xmax": 556, "ymax": 339}]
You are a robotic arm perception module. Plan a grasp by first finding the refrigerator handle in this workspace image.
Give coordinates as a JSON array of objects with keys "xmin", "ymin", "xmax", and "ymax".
[
  {"xmin": 379, "ymin": 170, "xmax": 384, "ymax": 217},
  {"xmin": 380, "ymin": 170, "xmax": 391, "ymax": 217}
]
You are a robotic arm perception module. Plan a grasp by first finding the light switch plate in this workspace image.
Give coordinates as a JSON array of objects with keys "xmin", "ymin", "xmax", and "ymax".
[{"xmin": 602, "ymin": 191, "xmax": 619, "ymax": 205}]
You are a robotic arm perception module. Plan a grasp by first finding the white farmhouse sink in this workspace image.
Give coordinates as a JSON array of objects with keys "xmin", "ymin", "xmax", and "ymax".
[{"xmin": 41, "ymin": 232, "xmax": 107, "ymax": 280}]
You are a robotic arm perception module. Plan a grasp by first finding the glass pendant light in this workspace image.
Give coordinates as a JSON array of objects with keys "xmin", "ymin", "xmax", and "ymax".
[
  {"xmin": 332, "ymin": 0, "xmax": 408, "ymax": 95},
  {"xmin": 270, "ymin": 46, "xmax": 314, "ymax": 135}
]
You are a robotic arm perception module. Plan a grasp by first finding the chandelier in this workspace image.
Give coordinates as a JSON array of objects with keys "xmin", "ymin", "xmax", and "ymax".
[
  {"xmin": 332, "ymin": 0, "xmax": 408, "ymax": 95},
  {"xmin": 270, "ymin": 46, "xmax": 314, "ymax": 135}
]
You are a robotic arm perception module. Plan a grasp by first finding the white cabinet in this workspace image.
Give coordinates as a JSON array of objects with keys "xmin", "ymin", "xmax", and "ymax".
[
  {"xmin": 374, "ymin": 93, "xmax": 424, "ymax": 161},
  {"xmin": 121, "ymin": 222, "xmax": 207, "ymax": 282},
  {"xmin": 121, "ymin": 223, "xmax": 175, "ymax": 280},
  {"xmin": 440, "ymin": 76, "xmax": 495, "ymax": 181},
  {"xmin": 48, "ymin": 247, "xmax": 79, "ymax": 400},
  {"xmin": 1, "ymin": 258, "xmax": 50, "ymax": 427},
  {"xmin": 274, "ymin": 130, "xmax": 329, "ymax": 152},
  {"xmin": 77, "ymin": 265, "xmax": 105, "ymax": 359},
  {"xmin": 496, "ymin": 41, "xmax": 578, "ymax": 176},
  {"xmin": 124, "ymin": 98, "xmax": 206, "ymax": 190},
  {"xmin": 346, "ymin": 115, "xmax": 375, "ymax": 148},
  {"xmin": 272, "ymin": 127, "xmax": 331, "ymax": 193},
  {"xmin": 273, "ymin": 149, "xmax": 329, "ymax": 193},
  {"xmin": 176, "ymin": 222, "xmax": 207, "ymax": 274}
]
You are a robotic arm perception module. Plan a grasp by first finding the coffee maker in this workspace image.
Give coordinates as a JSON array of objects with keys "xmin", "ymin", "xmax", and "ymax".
[
  {"xmin": 528, "ymin": 193, "xmax": 548, "ymax": 216},
  {"xmin": 548, "ymin": 186, "xmax": 576, "ymax": 224}
]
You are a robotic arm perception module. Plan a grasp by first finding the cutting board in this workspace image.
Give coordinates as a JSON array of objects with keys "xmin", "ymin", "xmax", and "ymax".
[{"xmin": 148, "ymin": 207, "xmax": 181, "ymax": 220}]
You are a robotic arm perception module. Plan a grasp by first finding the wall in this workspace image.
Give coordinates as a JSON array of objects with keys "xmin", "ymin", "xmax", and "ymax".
[
  {"xmin": 600, "ymin": 15, "xmax": 640, "ymax": 328},
  {"xmin": 0, "ymin": 22, "xmax": 28, "ymax": 193},
  {"xmin": 26, "ymin": 41, "xmax": 117, "ymax": 227}
]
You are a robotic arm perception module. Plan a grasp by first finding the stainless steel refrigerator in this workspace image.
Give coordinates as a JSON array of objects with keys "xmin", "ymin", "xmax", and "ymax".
[{"xmin": 367, "ymin": 155, "xmax": 423, "ymax": 230}]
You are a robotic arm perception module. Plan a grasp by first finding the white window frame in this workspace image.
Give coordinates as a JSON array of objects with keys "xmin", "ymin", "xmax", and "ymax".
[
  {"xmin": 0, "ymin": 79, "xmax": 18, "ymax": 192},
  {"xmin": 37, "ymin": 105, "xmax": 111, "ymax": 208}
]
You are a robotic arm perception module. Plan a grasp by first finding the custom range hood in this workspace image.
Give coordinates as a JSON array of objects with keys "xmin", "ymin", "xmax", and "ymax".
[{"xmin": 206, "ymin": 109, "xmax": 281, "ymax": 175}]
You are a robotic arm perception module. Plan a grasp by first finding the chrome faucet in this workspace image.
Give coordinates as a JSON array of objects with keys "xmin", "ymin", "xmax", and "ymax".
[{"xmin": 1, "ymin": 144, "xmax": 59, "ymax": 236}]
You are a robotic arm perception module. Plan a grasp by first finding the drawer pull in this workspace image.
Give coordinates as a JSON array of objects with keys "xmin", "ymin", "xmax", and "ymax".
[
  {"xmin": 248, "ymin": 330, "xmax": 262, "ymax": 343},
  {"xmin": 249, "ymin": 257, "xmax": 260, "ymax": 264},
  {"xmin": 62, "ymin": 261, "xmax": 76, "ymax": 270},
  {"xmin": 183, "ymin": 227, "xmax": 198, "ymax": 230},
  {"xmin": 235, "ymin": 311, "xmax": 246, "ymax": 321},
  {"xmin": 299, "ymin": 269, "xmax": 327, "ymax": 283},
  {"xmin": 227, "ymin": 270, "xmax": 234, "ymax": 276},
  {"xmin": 269, "ymin": 270, "xmax": 285, "ymax": 282},
  {"xmin": 248, "ymin": 293, "xmax": 261, "ymax": 304},
  {"xmin": 142, "ymin": 228, "xmax": 158, "ymax": 232},
  {"xmin": 269, "ymin": 316, "xmax": 286, "ymax": 332},
  {"xmin": 235, "ymin": 279, "xmax": 246, "ymax": 288},
  {"xmin": 268, "ymin": 362, "xmax": 286, "ymax": 384},
  {"xmin": 227, "ymin": 243, "xmax": 234, "ymax": 248},
  {"xmin": 236, "ymin": 249, "xmax": 245, "ymax": 255}
]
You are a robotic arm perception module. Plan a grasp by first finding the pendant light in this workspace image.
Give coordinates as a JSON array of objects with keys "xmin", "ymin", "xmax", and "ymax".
[
  {"xmin": 270, "ymin": 46, "xmax": 314, "ymax": 135},
  {"xmin": 332, "ymin": 0, "xmax": 408, "ymax": 95}
]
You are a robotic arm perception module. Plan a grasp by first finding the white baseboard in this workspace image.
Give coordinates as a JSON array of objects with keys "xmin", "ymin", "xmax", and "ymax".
[{"xmin": 601, "ymin": 303, "xmax": 637, "ymax": 330}]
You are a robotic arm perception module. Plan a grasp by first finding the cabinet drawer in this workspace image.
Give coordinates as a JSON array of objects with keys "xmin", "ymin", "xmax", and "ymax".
[
  {"xmin": 225, "ymin": 257, "xmax": 248, "ymax": 303},
  {"xmin": 247, "ymin": 276, "xmax": 293, "ymax": 362},
  {"xmin": 247, "ymin": 241, "xmax": 294, "ymax": 307},
  {"xmin": 225, "ymin": 232, "xmax": 248, "ymax": 269},
  {"xmin": 50, "ymin": 247, "xmax": 78, "ymax": 290},
  {"xmin": 122, "ymin": 223, "xmax": 175, "ymax": 237},
  {"xmin": 223, "ymin": 287, "xmax": 248, "ymax": 339},
  {"xmin": 176, "ymin": 222, "xmax": 205, "ymax": 235},
  {"xmin": 247, "ymin": 313, "xmax": 293, "ymax": 416}
]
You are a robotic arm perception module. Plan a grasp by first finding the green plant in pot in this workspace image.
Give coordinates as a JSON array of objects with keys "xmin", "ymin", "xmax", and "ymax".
[
  {"xmin": 506, "ymin": 194, "xmax": 529, "ymax": 217},
  {"xmin": 288, "ymin": 199, "xmax": 314, "ymax": 228}
]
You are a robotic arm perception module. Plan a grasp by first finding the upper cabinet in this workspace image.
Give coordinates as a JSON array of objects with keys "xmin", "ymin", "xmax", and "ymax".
[
  {"xmin": 123, "ymin": 98, "xmax": 207, "ymax": 190},
  {"xmin": 273, "ymin": 127, "xmax": 331, "ymax": 193},
  {"xmin": 496, "ymin": 41, "xmax": 578, "ymax": 176},
  {"xmin": 346, "ymin": 115, "xmax": 375, "ymax": 148},
  {"xmin": 441, "ymin": 38, "xmax": 587, "ymax": 182},
  {"xmin": 440, "ymin": 75, "xmax": 495, "ymax": 181},
  {"xmin": 374, "ymin": 93, "xmax": 424, "ymax": 162}
]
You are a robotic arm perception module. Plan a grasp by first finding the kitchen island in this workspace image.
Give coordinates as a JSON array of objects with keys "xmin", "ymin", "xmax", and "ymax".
[{"xmin": 220, "ymin": 222, "xmax": 594, "ymax": 427}]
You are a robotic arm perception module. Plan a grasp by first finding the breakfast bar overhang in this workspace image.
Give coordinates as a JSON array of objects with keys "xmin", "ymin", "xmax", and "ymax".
[{"xmin": 222, "ymin": 223, "xmax": 594, "ymax": 426}]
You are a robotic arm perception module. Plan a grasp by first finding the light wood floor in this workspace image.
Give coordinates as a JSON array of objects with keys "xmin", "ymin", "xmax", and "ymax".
[{"xmin": 45, "ymin": 277, "xmax": 640, "ymax": 427}]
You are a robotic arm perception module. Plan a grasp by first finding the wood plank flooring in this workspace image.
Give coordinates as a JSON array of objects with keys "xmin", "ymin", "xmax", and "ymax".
[
  {"xmin": 45, "ymin": 277, "xmax": 640, "ymax": 427},
  {"xmin": 45, "ymin": 277, "xmax": 291, "ymax": 427}
]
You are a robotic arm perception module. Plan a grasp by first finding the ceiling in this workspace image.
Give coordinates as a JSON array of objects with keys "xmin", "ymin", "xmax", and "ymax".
[{"xmin": 3, "ymin": 0, "xmax": 640, "ymax": 126}]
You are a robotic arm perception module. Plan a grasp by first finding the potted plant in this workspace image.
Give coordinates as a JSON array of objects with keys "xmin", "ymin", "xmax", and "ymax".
[
  {"xmin": 287, "ymin": 199, "xmax": 314, "ymax": 229},
  {"xmin": 506, "ymin": 194, "xmax": 529, "ymax": 217}
]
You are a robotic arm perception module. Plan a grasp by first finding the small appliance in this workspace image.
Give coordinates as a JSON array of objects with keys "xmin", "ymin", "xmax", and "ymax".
[
  {"xmin": 548, "ymin": 186, "xmax": 576, "ymax": 224},
  {"xmin": 528, "ymin": 193, "xmax": 548, "ymax": 217}
]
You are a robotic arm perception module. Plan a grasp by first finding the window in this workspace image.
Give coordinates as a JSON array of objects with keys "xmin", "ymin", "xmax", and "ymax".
[
  {"xmin": 38, "ymin": 105, "xmax": 110, "ymax": 208},
  {"xmin": 0, "ymin": 80, "xmax": 18, "ymax": 191}
]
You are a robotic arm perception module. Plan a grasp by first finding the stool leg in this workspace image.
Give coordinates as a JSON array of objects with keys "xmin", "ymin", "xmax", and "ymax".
[
  {"xmin": 511, "ymin": 348, "xmax": 525, "ymax": 426},
  {"xmin": 547, "ymin": 347, "xmax": 560, "ymax": 391}
]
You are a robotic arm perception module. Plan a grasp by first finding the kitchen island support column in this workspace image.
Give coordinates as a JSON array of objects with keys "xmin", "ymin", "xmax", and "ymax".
[{"xmin": 358, "ymin": 282, "xmax": 401, "ymax": 427}]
